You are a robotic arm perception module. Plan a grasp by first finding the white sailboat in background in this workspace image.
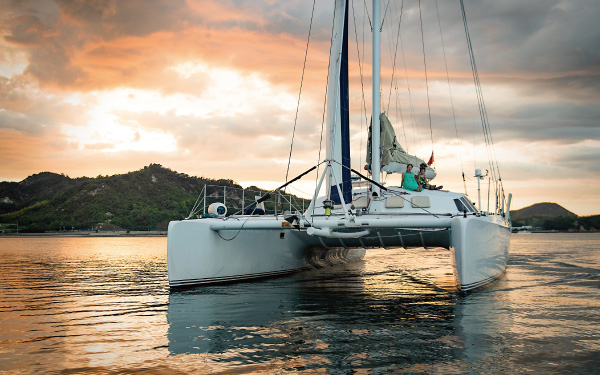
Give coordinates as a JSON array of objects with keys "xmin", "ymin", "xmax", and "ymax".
[{"xmin": 167, "ymin": 0, "xmax": 511, "ymax": 292}]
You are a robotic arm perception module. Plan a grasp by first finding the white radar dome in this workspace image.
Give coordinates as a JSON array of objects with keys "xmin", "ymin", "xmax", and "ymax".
[{"xmin": 207, "ymin": 203, "xmax": 227, "ymax": 218}]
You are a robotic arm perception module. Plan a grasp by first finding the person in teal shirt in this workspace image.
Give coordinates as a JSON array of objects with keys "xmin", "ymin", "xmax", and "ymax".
[{"xmin": 401, "ymin": 164, "xmax": 420, "ymax": 191}]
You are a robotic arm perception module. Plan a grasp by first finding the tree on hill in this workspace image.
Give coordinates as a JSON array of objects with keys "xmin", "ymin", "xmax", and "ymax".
[{"xmin": 577, "ymin": 215, "xmax": 600, "ymax": 231}]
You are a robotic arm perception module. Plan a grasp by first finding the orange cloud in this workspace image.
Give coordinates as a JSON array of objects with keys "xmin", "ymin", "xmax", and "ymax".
[{"xmin": 1, "ymin": 0, "xmax": 599, "ymax": 215}]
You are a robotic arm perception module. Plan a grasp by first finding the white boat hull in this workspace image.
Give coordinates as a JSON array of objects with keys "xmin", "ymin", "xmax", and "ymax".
[
  {"xmin": 450, "ymin": 215, "xmax": 510, "ymax": 291},
  {"xmin": 168, "ymin": 212, "xmax": 510, "ymax": 291},
  {"xmin": 167, "ymin": 219, "xmax": 366, "ymax": 288}
]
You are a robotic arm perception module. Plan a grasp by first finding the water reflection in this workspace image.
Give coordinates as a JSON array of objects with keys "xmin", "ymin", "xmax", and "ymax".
[
  {"xmin": 4, "ymin": 235, "xmax": 597, "ymax": 373},
  {"xmin": 449, "ymin": 292, "xmax": 513, "ymax": 373},
  {"xmin": 0, "ymin": 237, "xmax": 170, "ymax": 373},
  {"xmin": 167, "ymin": 250, "xmax": 465, "ymax": 372}
]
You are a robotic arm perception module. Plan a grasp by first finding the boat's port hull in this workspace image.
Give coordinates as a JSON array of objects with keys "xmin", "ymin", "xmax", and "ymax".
[{"xmin": 167, "ymin": 219, "xmax": 366, "ymax": 288}]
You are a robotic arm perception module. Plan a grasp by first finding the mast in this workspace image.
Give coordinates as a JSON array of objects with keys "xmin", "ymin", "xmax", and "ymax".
[{"xmin": 371, "ymin": 0, "xmax": 381, "ymax": 194}]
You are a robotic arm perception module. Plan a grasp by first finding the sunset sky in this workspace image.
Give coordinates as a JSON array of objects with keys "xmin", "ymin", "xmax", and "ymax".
[{"xmin": 1, "ymin": 0, "xmax": 599, "ymax": 215}]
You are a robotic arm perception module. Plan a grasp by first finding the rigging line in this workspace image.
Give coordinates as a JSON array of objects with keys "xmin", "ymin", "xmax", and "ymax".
[
  {"xmin": 461, "ymin": 2, "xmax": 507, "ymax": 213},
  {"xmin": 235, "ymin": 161, "xmax": 327, "ymax": 220},
  {"xmin": 461, "ymin": 10, "xmax": 491, "ymax": 178},
  {"xmin": 285, "ymin": 0, "xmax": 317, "ymax": 188},
  {"xmin": 460, "ymin": 2, "xmax": 495, "ymax": 177},
  {"xmin": 187, "ymin": 185, "xmax": 205, "ymax": 218},
  {"xmin": 388, "ymin": 1, "xmax": 404, "ymax": 142},
  {"xmin": 396, "ymin": 0, "xmax": 408, "ymax": 153},
  {"xmin": 397, "ymin": 1, "xmax": 418, "ymax": 153},
  {"xmin": 383, "ymin": 3, "xmax": 394, "ymax": 112},
  {"xmin": 285, "ymin": 184, "xmax": 314, "ymax": 201},
  {"xmin": 362, "ymin": 0, "xmax": 372, "ymax": 31},
  {"xmin": 275, "ymin": 165, "xmax": 318, "ymax": 192},
  {"xmin": 381, "ymin": 0, "xmax": 392, "ymax": 31},
  {"xmin": 313, "ymin": 0, "xmax": 338, "ymax": 222},
  {"xmin": 460, "ymin": 0, "xmax": 501, "ymax": 189},
  {"xmin": 472, "ymin": 115, "xmax": 477, "ymax": 172},
  {"xmin": 276, "ymin": 190, "xmax": 306, "ymax": 214},
  {"xmin": 317, "ymin": 0, "xmax": 338, "ymax": 170},
  {"xmin": 435, "ymin": 0, "xmax": 467, "ymax": 195},
  {"xmin": 400, "ymin": 0, "xmax": 418, "ymax": 152},
  {"xmin": 385, "ymin": 0, "xmax": 403, "ymax": 115},
  {"xmin": 326, "ymin": 158, "xmax": 387, "ymax": 191},
  {"xmin": 385, "ymin": 0, "xmax": 397, "ymax": 125},
  {"xmin": 418, "ymin": 0, "xmax": 435, "ymax": 153}
]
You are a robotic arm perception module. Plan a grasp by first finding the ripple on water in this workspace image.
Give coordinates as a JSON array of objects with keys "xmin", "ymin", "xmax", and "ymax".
[{"xmin": 1, "ymin": 234, "xmax": 600, "ymax": 373}]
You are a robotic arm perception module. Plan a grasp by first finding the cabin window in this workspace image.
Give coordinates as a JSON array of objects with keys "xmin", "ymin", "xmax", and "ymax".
[
  {"xmin": 454, "ymin": 199, "xmax": 466, "ymax": 212},
  {"xmin": 460, "ymin": 198, "xmax": 476, "ymax": 212}
]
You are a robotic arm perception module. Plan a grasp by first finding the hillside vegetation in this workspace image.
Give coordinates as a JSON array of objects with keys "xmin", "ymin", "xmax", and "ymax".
[
  {"xmin": 0, "ymin": 164, "xmax": 307, "ymax": 233},
  {"xmin": 510, "ymin": 203, "xmax": 599, "ymax": 232},
  {"xmin": 510, "ymin": 202, "xmax": 576, "ymax": 220}
]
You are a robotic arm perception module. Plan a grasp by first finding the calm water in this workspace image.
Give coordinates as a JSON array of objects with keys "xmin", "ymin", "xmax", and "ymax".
[{"xmin": 0, "ymin": 233, "xmax": 599, "ymax": 374}]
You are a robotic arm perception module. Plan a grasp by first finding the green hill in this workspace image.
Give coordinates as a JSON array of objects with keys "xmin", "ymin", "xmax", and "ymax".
[
  {"xmin": 0, "ymin": 172, "xmax": 89, "ymax": 214},
  {"xmin": 0, "ymin": 164, "xmax": 307, "ymax": 233},
  {"xmin": 510, "ymin": 202, "xmax": 576, "ymax": 220},
  {"xmin": 510, "ymin": 202, "xmax": 599, "ymax": 231}
]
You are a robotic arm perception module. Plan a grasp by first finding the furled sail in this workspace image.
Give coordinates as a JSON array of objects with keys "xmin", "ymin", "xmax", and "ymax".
[
  {"xmin": 367, "ymin": 113, "xmax": 436, "ymax": 179},
  {"xmin": 325, "ymin": 0, "xmax": 351, "ymax": 205}
]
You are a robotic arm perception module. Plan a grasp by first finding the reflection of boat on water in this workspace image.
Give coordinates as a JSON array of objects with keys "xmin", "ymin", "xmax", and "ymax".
[
  {"xmin": 450, "ymin": 287, "xmax": 513, "ymax": 369},
  {"xmin": 166, "ymin": 262, "xmax": 463, "ymax": 368},
  {"xmin": 167, "ymin": 264, "xmax": 369, "ymax": 357},
  {"xmin": 166, "ymin": 253, "xmax": 515, "ymax": 372},
  {"xmin": 167, "ymin": 286, "xmax": 294, "ymax": 356},
  {"xmin": 167, "ymin": 0, "xmax": 511, "ymax": 292}
]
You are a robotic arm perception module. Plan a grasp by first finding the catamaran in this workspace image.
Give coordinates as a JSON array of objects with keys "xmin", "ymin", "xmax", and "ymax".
[{"xmin": 167, "ymin": 0, "xmax": 511, "ymax": 292}]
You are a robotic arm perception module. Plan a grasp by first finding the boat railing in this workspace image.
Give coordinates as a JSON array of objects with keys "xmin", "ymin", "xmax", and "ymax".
[{"xmin": 187, "ymin": 184, "xmax": 308, "ymax": 219}]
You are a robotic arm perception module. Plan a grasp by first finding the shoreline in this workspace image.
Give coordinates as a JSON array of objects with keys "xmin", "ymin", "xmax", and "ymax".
[{"xmin": 0, "ymin": 231, "xmax": 167, "ymax": 237}]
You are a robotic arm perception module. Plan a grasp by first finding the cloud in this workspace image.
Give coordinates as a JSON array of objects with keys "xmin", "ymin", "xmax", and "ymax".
[
  {"xmin": 0, "ymin": 75, "xmax": 85, "ymax": 135},
  {"xmin": 57, "ymin": 0, "xmax": 187, "ymax": 38},
  {"xmin": 1, "ymin": 0, "xmax": 326, "ymax": 92},
  {"xmin": 0, "ymin": 0, "xmax": 599, "ymax": 215}
]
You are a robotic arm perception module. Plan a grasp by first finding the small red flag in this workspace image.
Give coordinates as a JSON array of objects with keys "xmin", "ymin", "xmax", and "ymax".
[{"xmin": 427, "ymin": 152, "xmax": 434, "ymax": 166}]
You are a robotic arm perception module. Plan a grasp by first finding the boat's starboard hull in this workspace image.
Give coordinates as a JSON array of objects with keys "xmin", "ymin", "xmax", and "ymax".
[{"xmin": 450, "ymin": 215, "xmax": 511, "ymax": 291}]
